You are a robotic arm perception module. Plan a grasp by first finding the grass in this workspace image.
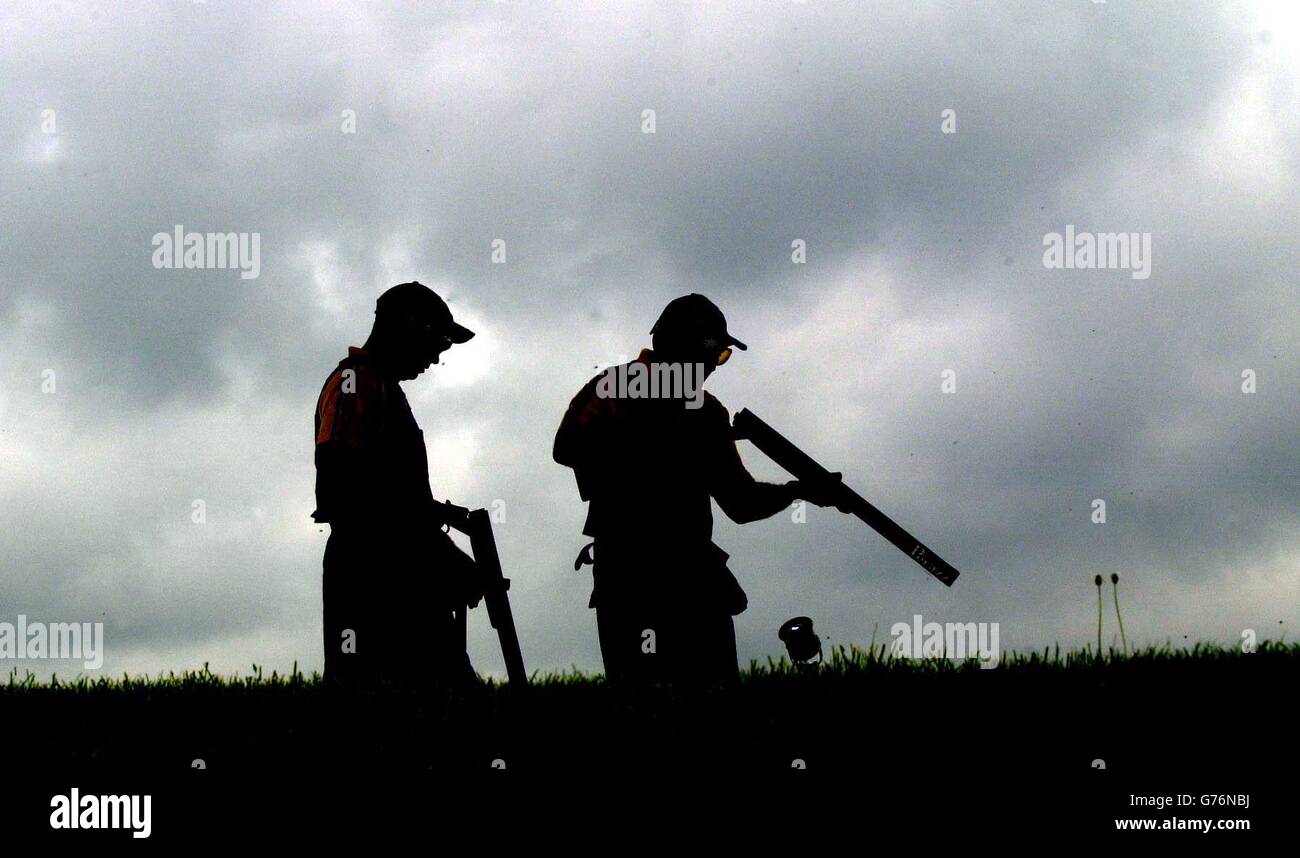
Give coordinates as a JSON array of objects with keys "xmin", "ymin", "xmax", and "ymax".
[
  {"xmin": 3, "ymin": 641, "xmax": 1288, "ymax": 840},
  {"xmin": 3, "ymin": 641, "xmax": 1293, "ymax": 781},
  {"xmin": 5, "ymin": 638, "xmax": 1288, "ymax": 691}
]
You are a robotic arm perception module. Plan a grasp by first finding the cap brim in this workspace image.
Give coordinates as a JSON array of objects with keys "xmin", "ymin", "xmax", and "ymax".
[
  {"xmin": 446, "ymin": 321, "xmax": 475, "ymax": 344},
  {"xmin": 727, "ymin": 333, "xmax": 747, "ymax": 351}
]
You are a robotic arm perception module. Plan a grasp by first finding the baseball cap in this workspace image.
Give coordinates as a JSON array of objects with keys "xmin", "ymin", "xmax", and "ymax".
[
  {"xmin": 650, "ymin": 293, "xmax": 747, "ymax": 352},
  {"xmin": 376, "ymin": 281, "xmax": 475, "ymax": 345}
]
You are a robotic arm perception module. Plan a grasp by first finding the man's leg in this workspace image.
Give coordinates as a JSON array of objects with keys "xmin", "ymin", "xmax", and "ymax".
[
  {"xmin": 711, "ymin": 613, "xmax": 740, "ymax": 686},
  {"xmin": 322, "ymin": 532, "xmax": 346, "ymax": 684},
  {"xmin": 427, "ymin": 606, "xmax": 476, "ymax": 687},
  {"xmin": 391, "ymin": 541, "xmax": 475, "ymax": 687},
  {"xmin": 658, "ymin": 608, "xmax": 739, "ymax": 687},
  {"xmin": 323, "ymin": 531, "xmax": 372, "ymax": 687},
  {"xmin": 597, "ymin": 603, "xmax": 659, "ymax": 685}
]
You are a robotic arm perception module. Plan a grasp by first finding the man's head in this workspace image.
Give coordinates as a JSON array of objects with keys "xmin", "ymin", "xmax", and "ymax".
[
  {"xmin": 367, "ymin": 282, "xmax": 475, "ymax": 380},
  {"xmin": 650, "ymin": 294, "xmax": 747, "ymax": 378}
]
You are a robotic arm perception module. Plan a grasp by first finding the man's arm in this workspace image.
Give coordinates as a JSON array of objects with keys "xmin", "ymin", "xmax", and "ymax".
[
  {"xmin": 316, "ymin": 443, "xmax": 469, "ymax": 523},
  {"xmin": 553, "ymin": 376, "xmax": 617, "ymax": 500},
  {"xmin": 709, "ymin": 404, "xmax": 847, "ymax": 523},
  {"xmin": 710, "ymin": 436, "xmax": 801, "ymax": 524}
]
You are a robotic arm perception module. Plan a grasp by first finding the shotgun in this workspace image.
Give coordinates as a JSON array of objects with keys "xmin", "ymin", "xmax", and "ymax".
[
  {"xmin": 447, "ymin": 507, "xmax": 529, "ymax": 685},
  {"xmin": 732, "ymin": 408, "xmax": 960, "ymax": 587}
]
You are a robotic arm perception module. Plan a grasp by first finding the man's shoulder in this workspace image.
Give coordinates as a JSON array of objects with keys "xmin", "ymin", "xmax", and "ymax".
[
  {"xmin": 315, "ymin": 352, "xmax": 391, "ymax": 447},
  {"xmin": 320, "ymin": 353, "xmax": 385, "ymax": 402},
  {"xmin": 700, "ymin": 390, "xmax": 730, "ymax": 420},
  {"xmin": 569, "ymin": 365, "xmax": 623, "ymax": 410}
]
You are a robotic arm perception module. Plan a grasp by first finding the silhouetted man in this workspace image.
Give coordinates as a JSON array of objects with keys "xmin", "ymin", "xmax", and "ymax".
[
  {"xmin": 554, "ymin": 294, "xmax": 844, "ymax": 686},
  {"xmin": 313, "ymin": 281, "xmax": 479, "ymax": 687}
]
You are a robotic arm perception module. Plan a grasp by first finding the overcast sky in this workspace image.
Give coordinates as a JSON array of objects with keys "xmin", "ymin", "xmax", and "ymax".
[{"xmin": 1, "ymin": 0, "xmax": 1296, "ymax": 679}]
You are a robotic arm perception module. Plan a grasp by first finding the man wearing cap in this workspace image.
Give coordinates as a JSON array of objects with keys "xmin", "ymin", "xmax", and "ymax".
[
  {"xmin": 553, "ymin": 294, "xmax": 845, "ymax": 686},
  {"xmin": 313, "ymin": 281, "xmax": 479, "ymax": 687}
]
